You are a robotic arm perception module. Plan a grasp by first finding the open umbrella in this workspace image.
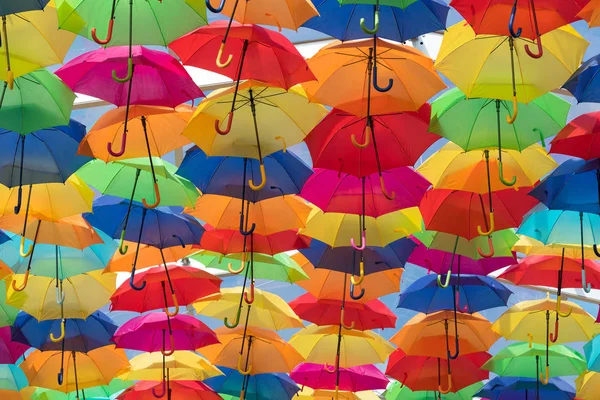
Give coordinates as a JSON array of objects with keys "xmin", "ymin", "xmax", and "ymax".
[
  {"xmin": 0, "ymin": 280, "xmax": 18, "ymax": 327},
  {"xmin": 117, "ymin": 351, "xmax": 222, "ymax": 382},
  {"xmin": 579, "ymin": 0, "xmax": 600, "ymax": 26},
  {"xmin": 583, "ymin": 334, "xmax": 600, "ymax": 371},
  {"xmin": 385, "ymin": 381, "xmax": 483, "ymax": 400},
  {"xmin": 577, "ymin": 371, "xmax": 600, "ymax": 399},
  {"xmin": 0, "ymin": 364, "xmax": 31, "ymax": 399},
  {"xmin": 476, "ymin": 376, "xmax": 575, "ymax": 400},
  {"xmin": 104, "ymin": 243, "xmax": 196, "ymax": 273},
  {"xmin": 563, "ymin": 53, "xmax": 600, "ymax": 104},
  {"xmin": 0, "ymin": 327, "xmax": 27, "ymax": 364},
  {"xmin": 550, "ymin": 111, "xmax": 600, "ymax": 160},
  {"xmin": 291, "ymin": 363, "xmax": 388, "ymax": 392},
  {"xmin": 0, "ymin": 1, "xmax": 49, "ymax": 14},
  {"xmin": 199, "ymin": 227, "xmax": 310, "ymax": 255},
  {"xmin": 31, "ymin": 379, "xmax": 133, "ymax": 400},
  {"xmin": 117, "ymin": 380, "xmax": 220, "ymax": 400},
  {"xmin": 205, "ymin": 368, "xmax": 299, "ymax": 400}
]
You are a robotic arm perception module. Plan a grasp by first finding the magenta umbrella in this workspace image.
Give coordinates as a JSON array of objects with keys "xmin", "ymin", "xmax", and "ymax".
[
  {"xmin": 112, "ymin": 312, "xmax": 218, "ymax": 356},
  {"xmin": 290, "ymin": 363, "xmax": 389, "ymax": 392},
  {"xmin": 0, "ymin": 326, "xmax": 28, "ymax": 364}
]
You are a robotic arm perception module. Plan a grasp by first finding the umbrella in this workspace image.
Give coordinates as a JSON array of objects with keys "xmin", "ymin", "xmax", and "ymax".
[
  {"xmin": 0, "ymin": 365, "xmax": 30, "ymax": 398},
  {"xmin": 563, "ymin": 53, "xmax": 600, "ymax": 104},
  {"xmin": 0, "ymin": 69, "xmax": 75, "ymax": 131},
  {"xmin": 296, "ymin": 389, "xmax": 380, "ymax": 400},
  {"xmin": 177, "ymin": 147, "xmax": 313, "ymax": 203},
  {"xmin": 0, "ymin": 1, "xmax": 49, "ymax": 15},
  {"xmin": 384, "ymin": 381, "xmax": 483, "ymax": 400},
  {"xmin": 430, "ymin": 88, "xmax": 568, "ymax": 151},
  {"xmin": 385, "ymin": 349, "xmax": 490, "ymax": 393},
  {"xmin": 0, "ymin": 327, "xmax": 27, "ymax": 364},
  {"xmin": 113, "ymin": 312, "xmax": 218, "ymax": 355},
  {"xmin": 513, "ymin": 235, "xmax": 600, "ymax": 258},
  {"xmin": 117, "ymin": 380, "xmax": 220, "ymax": 400},
  {"xmin": 290, "ymin": 293, "xmax": 397, "ymax": 330},
  {"xmin": 303, "ymin": 0, "xmax": 449, "ymax": 42},
  {"xmin": 476, "ymin": 376, "xmax": 575, "ymax": 400},
  {"xmin": 413, "ymin": 229, "xmax": 519, "ymax": 260},
  {"xmin": 291, "ymin": 363, "xmax": 388, "ymax": 392},
  {"xmin": 21, "ymin": 345, "xmax": 129, "ymax": 394},
  {"xmin": 435, "ymin": 21, "xmax": 587, "ymax": 110},
  {"xmin": 205, "ymin": 367, "xmax": 299, "ymax": 400},
  {"xmin": 190, "ymin": 250, "xmax": 308, "ymax": 283},
  {"xmin": 579, "ymin": 0, "xmax": 600, "ymax": 26},
  {"xmin": 550, "ymin": 111, "xmax": 600, "ymax": 160},
  {"xmin": 0, "ymin": 280, "xmax": 18, "ymax": 327},
  {"xmin": 104, "ymin": 243, "xmax": 195, "ymax": 273},
  {"xmin": 117, "ymin": 351, "xmax": 222, "ymax": 382},
  {"xmin": 584, "ymin": 334, "xmax": 600, "ymax": 371},
  {"xmin": 199, "ymin": 227, "xmax": 311, "ymax": 255},
  {"xmin": 193, "ymin": 287, "xmax": 303, "ymax": 330},
  {"xmin": 31, "ymin": 379, "xmax": 133, "ymax": 400},
  {"xmin": 301, "ymin": 168, "xmax": 429, "ymax": 217},
  {"xmin": 305, "ymin": 105, "xmax": 439, "ymax": 178},
  {"xmin": 577, "ymin": 371, "xmax": 600, "ymax": 399},
  {"xmin": 110, "ymin": 264, "xmax": 221, "ymax": 313}
]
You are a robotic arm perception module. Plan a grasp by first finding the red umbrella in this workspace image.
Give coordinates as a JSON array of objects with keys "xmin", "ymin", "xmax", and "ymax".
[
  {"xmin": 118, "ymin": 380, "xmax": 221, "ymax": 400},
  {"xmin": 110, "ymin": 264, "xmax": 222, "ymax": 313},
  {"xmin": 197, "ymin": 225, "xmax": 311, "ymax": 255},
  {"xmin": 305, "ymin": 105, "xmax": 440, "ymax": 178},
  {"xmin": 300, "ymin": 168, "xmax": 430, "ymax": 217},
  {"xmin": 550, "ymin": 111, "xmax": 600, "ymax": 160},
  {"xmin": 0, "ymin": 327, "xmax": 28, "ymax": 364},
  {"xmin": 419, "ymin": 188, "xmax": 538, "ymax": 240},
  {"xmin": 289, "ymin": 293, "xmax": 397, "ymax": 331},
  {"xmin": 386, "ymin": 348, "xmax": 490, "ymax": 392}
]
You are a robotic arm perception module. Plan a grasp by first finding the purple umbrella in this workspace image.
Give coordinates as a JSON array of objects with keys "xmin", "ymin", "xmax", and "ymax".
[{"xmin": 291, "ymin": 363, "xmax": 389, "ymax": 392}]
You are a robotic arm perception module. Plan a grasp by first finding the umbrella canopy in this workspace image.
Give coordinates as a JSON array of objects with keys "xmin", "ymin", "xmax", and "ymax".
[
  {"xmin": 305, "ymin": 106, "xmax": 439, "ymax": 177},
  {"xmin": 31, "ymin": 379, "xmax": 133, "ymax": 400},
  {"xmin": 0, "ymin": 365, "xmax": 29, "ymax": 397},
  {"xmin": 517, "ymin": 208, "xmax": 600, "ymax": 246},
  {"xmin": 577, "ymin": 371, "xmax": 600, "ymax": 400},
  {"xmin": 579, "ymin": 0, "xmax": 600, "ymax": 26},
  {"xmin": 205, "ymin": 368, "xmax": 300, "ymax": 400},
  {"xmin": 0, "ymin": 1, "xmax": 49, "ymax": 15},
  {"xmin": 512, "ymin": 235, "xmax": 600, "ymax": 258},
  {"xmin": 291, "ymin": 362, "xmax": 388, "ymax": 392},
  {"xmin": 385, "ymin": 381, "xmax": 484, "ymax": 400},
  {"xmin": 104, "ymin": 243, "xmax": 196, "ymax": 273},
  {"xmin": 476, "ymin": 376, "xmax": 575, "ymax": 400},
  {"xmin": 116, "ymin": 380, "xmax": 221, "ymax": 400},
  {"xmin": 199, "ymin": 326, "xmax": 304, "ymax": 374},
  {"xmin": 563, "ymin": 53, "xmax": 600, "ymax": 103},
  {"xmin": 550, "ymin": 111, "xmax": 600, "ymax": 160},
  {"xmin": 0, "ymin": 327, "xmax": 28, "ymax": 364},
  {"xmin": 290, "ymin": 293, "xmax": 397, "ymax": 331},
  {"xmin": 290, "ymin": 324, "xmax": 395, "ymax": 368},
  {"xmin": 584, "ymin": 334, "xmax": 600, "ymax": 371},
  {"xmin": 117, "ymin": 351, "xmax": 222, "ymax": 382},
  {"xmin": 199, "ymin": 227, "xmax": 311, "ymax": 255},
  {"xmin": 193, "ymin": 287, "xmax": 303, "ymax": 331},
  {"xmin": 206, "ymin": 0, "xmax": 317, "ymax": 29},
  {"xmin": 11, "ymin": 311, "xmax": 116, "ymax": 352},
  {"xmin": 413, "ymin": 229, "xmax": 519, "ymax": 260},
  {"xmin": 0, "ymin": 280, "xmax": 18, "ymax": 327}
]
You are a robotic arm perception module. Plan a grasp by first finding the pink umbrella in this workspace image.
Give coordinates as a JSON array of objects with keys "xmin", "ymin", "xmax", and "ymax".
[
  {"xmin": 300, "ymin": 168, "xmax": 430, "ymax": 217},
  {"xmin": 55, "ymin": 46, "xmax": 203, "ymax": 108},
  {"xmin": 0, "ymin": 327, "xmax": 28, "ymax": 364},
  {"xmin": 112, "ymin": 312, "xmax": 219, "ymax": 356},
  {"xmin": 291, "ymin": 363, "xmax": 389, "ymax": 392}
]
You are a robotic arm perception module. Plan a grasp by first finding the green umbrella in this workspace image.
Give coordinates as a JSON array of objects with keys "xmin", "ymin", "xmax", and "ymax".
[
  {"xmin": 413, "ymin": 229, "xmax": 519, "ymax": 260},
  {"xmin": 482, "ymin": 342, "xmax": 586, "ymax": 379},
  {"xmin": 384, "ymin": 381, "xmax": 483, "ymax": 400},
  {"xmin": 0, "ymin": 280, "xmax": 19, "ymax": 327},
  {"xmin": 0, "ymin": 69, "xmax": 75, "ymax": 134},
  {"xmin": 190, "ymin": 250, "xmax": 309, "ymax": 283},
  {"xmin": 31, "ymin": 379, "xmax": 133, "ymax": 400}
]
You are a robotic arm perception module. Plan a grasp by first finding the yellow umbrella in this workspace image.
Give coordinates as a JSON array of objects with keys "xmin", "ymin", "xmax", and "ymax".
[
  {"xmin": 0, "ymin": 2, "xmax": 76, "ymax": 87},
  {"xmin": 289, "ymin": 324, "xmax": 394, "ymax": 368},
  {"xmin": 183, "ymin": 81, "xmax": 326, "ymax": 190},
  {"xmin": 20, "ymin": 345, "xmax": 129, "ymax": 393},
  {"xmin": 513, "ymin": 235, "xmax": 600, "ymax": 259},
  {"xmin": 104, "ymin": 243, "xmax": 197, "ymax": 273},
  {"xmin": 199, "ymin": 325, "xmax": 304, "ymax": 375},
  {"xmin": 193, "ymin": 287, "xmax": 303, "ymax": 330},
  {"xmin": 185, "ymin": 194, "xmax": 313, "ymax": 236},
  {"xmin": 117, "ymin": 351, "xmax": 222, "ymax": 382},
  {"xmin": 5, "ymin": 270, "xmax": 116, "ymax": 320},
  {"xmin": 576, "ymin": 371, "xmax": 600, "ymax": 400},
  {"xmin": 299, "ymin": 208, "xmax": 422, "ymax": 248}
]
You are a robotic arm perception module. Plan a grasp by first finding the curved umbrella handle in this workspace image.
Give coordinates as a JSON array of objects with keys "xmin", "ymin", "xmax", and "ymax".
[
  {"xmin": 533, "ymin": 128, "xmax": 546, "ymax": 147},
  {"xmin": 448, "ymin": 335, "xmax": 460, "ymax": 359},
  {"xmin": 324, "ymin": 363, "xmax": 336, "ymax": 373},
  {"xmin": 594, "ymin": 244, "xmax": 600, "ymax": 257},
  {"xmin": 351, "ymin": 124, "xmax": 371, "ymax": 148},
  {"xmin": 142, "ymin": 182, "xmax": 161, "ymax": 209},
  {"xmin": 525, "ymin": 36, "xmax": 543, "ymax": 59},
  {"xmin": 206, "ymin": 0, "xmax": 226, "ymax": 13},
  {"xmin": 161, "ymin": 331, "xmax": 176, "ymax": 356},
  {"xmin": 50, "ymin": 319, "xmax": 65, "ymax": 343},
  {"xmin": 228, "ymin": 259, "xmax": 246, "ymax": 274},
  {"xmin": 164, "ymin": 292, "xmax": 179, "ymax": 317},
  {"xmin": 57, "ymin": 368, "xmax": 64, "ymax": 385},
  {"xmin": 152, "ymin": 378, "xmax": 166, "ymax": 398},
  {"xmin": 215, "ymin": 112, "xmax": 233, "ymax": 135},
  {"xmin": 118, "ymin": 230, "xmax": 129, "ymax": 255},
  {"xmin": 506, "ymin": 96, "xmax": 518, "ymax": 124},
  {"xmin": 350, "ymin": 261, "xmax": 365, "ymax": 285},
  {"xmin": 275, "ymin": 136, "xmax": 287, "ymax": 153},
  {"xmin": 556, "ymin": 295, "xmax": 572, "ymax": 318},
  {"xmin": 240, "ymin": 389, "xmax": 246, "ymax": 400},
  {"xmin": 549, "ymin": 318, "xmax": 559, "ymax": 343},
  {"xmin": 582, "ymin": 269, "xmax": 592, "ymax": 293},
  {"xmin": 239, "ymin": 213, "xmax": 256, "ymax": 236},
  {"xmin": 508, "ymin": 0, "xmax": 522, "ymax": 38},
  {"xmin": 248, "ymin": 164, "xmax": 266, "ymax": 191},
  {"xmin": 380, "ymin": 176, "xmax": 395, "ymax": 200},
  {"xmin": 224, "ymin": 307, "xmax": 242, "ymax": 329},
  {"xmin": 6, "ymin": 70, "xmax": 13, "ymax": 90},
  {"xmin": 340, "ymin": 308, "xmax": 355, "ymax": 330},
  {"xmin": 455, "ymin": 291, "xmax": 468, "ymax": 312},
  {"xmin": 243, "ymin": 282, "xmax": 255, "ymax": 304},
  {"xmin": 112, "ymin": 57, "xmax": 133, "ymax": 83},
  {"xmin": 477, "ymin": 211, "xmax": 495, "ymax": 236},
  {"xmin": 539, "ymin": 366, "xmax": 550, "ymax": 385},
  {"xmin": 12, "ymin": 270, "xmax": 30, "ymax": 292},
  {"xmin": 91, "ymin": 19, "xmax": 114, "ymax": 45},
  {"xmin": 107, "ymin": 131, "xmax": 127, "ymax": 157},
  {"xmin": 477, "ymin": 236, "xmax": 495, "ymax": 258},
  {"xmin": 373, "ymin": 65, "xmax": 393, "ymax": 92},
  {"xmin": 237, "ymin": 354, "xmax": 252, "ymax": 375},
  {"xmin": 350, "ymin": 231, "xmax": 366, "ymax": 251},
  {"xmin": 216, "ymin": 42, "xmax": 233, "ymax": 68},
  {"xmin": 129, "ymin": 270, "xmax": 146, "ymax": 291},
  {"xmin": 19, "ymin": 236, "xmax": 33, "ymax": 258},
  {"xmin": 438, "ymin": 374, "xmax": 452, "ymax": 394},
  {"xmin": 527, "ymin": 333, "xmax": 533, "ymax": 348},
  {"xmin": 360, "ymin": 9, "xmax": 379, "ymax": 34},
  {"xmin": 398, "ymin": 373, "xmax": 407, "ymax": 388},
  {"xmin": 172, "ymin": 234, "xmax": 186, "ymax": 248},
  {"xmin": 56, "ymin": 287, "xmax": 65, "ymax": 305},
  {"xmin": 437, "ymin": 269, "xmax": 451, "ymax": 289},
  {"xmin": 349, "ymin": 282, "xmax": 365, "ymax": 300},
  {"xmin": 264, "ymin": 13, "xmax": 282, "ymax": 32},
  {"xmin": 13, "ymin": 186, "xmax": 22, "ymax": 214},
  {"xmin": 499, "ymin": 161, "xmax": 517, "ymax": 187}
]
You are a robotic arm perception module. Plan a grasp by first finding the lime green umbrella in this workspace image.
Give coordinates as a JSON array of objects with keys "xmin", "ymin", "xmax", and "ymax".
[
  {"xmin": 0, "ymin": 280, "xmax": 19, "ymax": 327},
  {"xmin": 0, "ymin": 69, "xmax": 75, "ymax": 134},
  {"xmin": 31, "ymin": 379, "xmax": 133, "ymax": 400},
  {"xmin": 413, "ymin": 229, "xmax": 519, "ymax": 260},
  {"xmin": 482, "ymin": 342, "xmax": 586, "ymax": 380},
  {"xmin": 190, "ymin": 250, "xmax": 309, "ymax": 283},
  {"xmin": 77, "ymin": 158, "xmax": 199, "ymax": 208},
  {"xmin": 430, "ymin": 88, "xmax": 569, "ymax": 152},
  {"xmin": 384, "ymin": 381, "xmax": 484, "ymax": 400}
]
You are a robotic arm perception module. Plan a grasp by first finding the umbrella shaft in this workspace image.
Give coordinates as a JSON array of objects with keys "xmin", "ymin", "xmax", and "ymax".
[
  {"xmin": 2, "ymin": 16, "xmax": 10, "ymax": 72},
  {"xmin": 248, "ymin": 89, "xmax": 263, "ymax": 161},
  {"xmin": 230, "ymin": 40, "xmax": 249, "ymax": 114}
]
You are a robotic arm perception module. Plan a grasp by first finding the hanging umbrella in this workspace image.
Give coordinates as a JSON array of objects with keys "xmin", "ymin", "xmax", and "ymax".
[
  {"xmin": 513, "ymin": 235, "xmax": 600, "ymax": 258},
  {"xmin": 303, "ymin": 0, "xmax": 449, "ymax": 42},
  {"xmin": 0, "ymin": 327, "xmax": 27, "ymax": 364},
  {"xmin": 291, "ymin": 362, "xmax": 388, "ymax": 392},
  {"xmin": 576, "ymin": 371, "xmax": 600, "ymax": 399},
  {"xmin": 584, "ymin": 334, "xmax": 600, "ymax": 371},
  {"xmin": 177, "ymin": 147, "xmax": 313, "ymax": 203},
  {"xmin": 0, "ymin": 364, "xmax": 31, "ymax": 399},
  {"xmin": 476, "ymin": 376, "xmax": 575, "ymax": 400},
  {"xmin": 385, "ymin": 381, "xmax": 483, "ymax": 400},
  {"xmin": 305, "ymin": 105, "xmax": 439, "ymax": 178},
  {"xmin": 549, "ymin": 111, "xmax": 600, "ymax": 160},
  {"xmin": 31, "ymin": 380, "xmax": 133, "ymax": 400},
  {"xmin": 563, "ymin": 53, "xmax": 600, "ymax": 103},
  {"xmin": 579, "ymin": 0, "xmax": 600, "ymax": 26},
  {"xmin": 205, "ymin": 367, "xmax": 300, "ymax": 400},
  {"xmin": 296, "ymin": 389, "xmax": 380, "ymax": 400},
  {"xmin": 193, "ymin": 287, "xmax": 303, "ymax": 331},
  {"xmin": 290, "ymin": 293, "xmax": 396, "ymax": 330},
  {"xmin": 117, "ymin": 351, "xmax": 222, "ymax": 382},
  {"xmin": 117, "ymin": 380, "xmax": 220, "ymax": 400},
  {"xmin": 104, "ymin": 243, "xmax": 195, "ymax": 273},
  {"xmin": 0, "ymin": 1, "xmax": 49, "ymax": 14},
  {"xmin": 170, "ymin": 21, "xmax": 315, "ymax": 91},
  {"xmin": 0, "ymin": 280, "xmax": 18, "ymax": 327},
  {"xmin": 386, "ymin": 349, "xmax": 490, "ymax": 392}
]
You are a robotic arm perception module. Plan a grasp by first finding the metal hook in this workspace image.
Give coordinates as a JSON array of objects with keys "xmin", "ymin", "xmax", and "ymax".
[
  {"xmin": 349, "ymin": 282, "xmax": 365, "ymax": 300},
  {"xmin": 206, "ymin": 0, "xmax": 226, "ymax": 13}
]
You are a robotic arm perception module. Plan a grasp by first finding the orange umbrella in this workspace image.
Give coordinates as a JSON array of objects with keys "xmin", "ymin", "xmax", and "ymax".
[
  {"xmin": 104, "ymin": 243, "xmax": 196, "ymax": 273},
  {"xmin": 579, "ymin": 0, "xmax": 600, "ymax": 27}
]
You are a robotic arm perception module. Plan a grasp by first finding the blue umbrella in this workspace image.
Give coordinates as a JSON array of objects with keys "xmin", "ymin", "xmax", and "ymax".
[
  {"xmin": 584, "ymin": 335, "xmax": 600, "ymax": 371},
  {"xmin": 0, "ymin": 1, "xmax": 49, "ymax": 15},
  {"xmin": 205, "ymin": 367, "xmax": 300, "ymax": 400},
  {"xmin": 0, "ymin": 120, "xmax": 92, "ymax": 214},
  {"xmin": 302, "ymin": 0, "xmax": 449, "ymax": 42},
  {"xmin": 475, "ymin": 376, "xmax": 575, "ymax": 400},
  {"xmin": 563, "ymin": 53, "xmax": 600, "ymax": 104}
]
